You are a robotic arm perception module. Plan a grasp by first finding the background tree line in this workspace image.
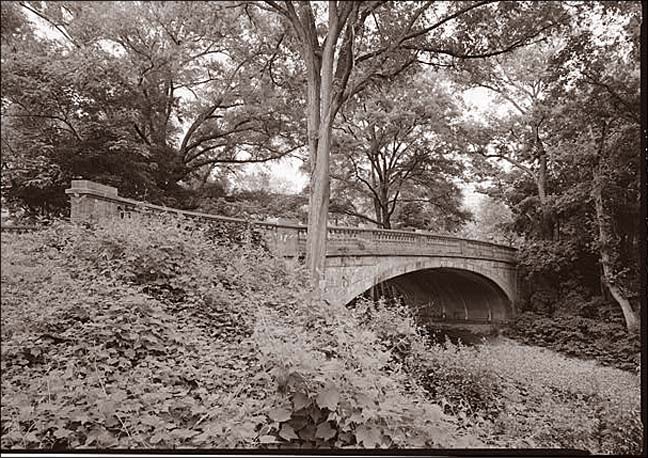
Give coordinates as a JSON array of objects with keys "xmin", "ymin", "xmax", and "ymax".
[{"xmin": 0, "ymin": 2, "xmax": 641, "ymax": 336}]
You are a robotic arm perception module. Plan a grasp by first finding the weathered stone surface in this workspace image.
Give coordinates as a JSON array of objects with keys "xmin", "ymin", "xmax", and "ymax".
[{"xmin": 65, "ymin": 180, "xmax": 518, "ymax": 319}]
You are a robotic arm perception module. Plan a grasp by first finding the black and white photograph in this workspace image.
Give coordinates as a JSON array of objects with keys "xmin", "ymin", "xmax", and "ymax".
[{"xmin": 0, "ymin": 0, "xmax": 644, "ymax": 454}]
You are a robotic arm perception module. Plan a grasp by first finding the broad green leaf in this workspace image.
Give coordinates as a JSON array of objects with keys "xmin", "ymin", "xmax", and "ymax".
[
  {"xmin": 170, "ymin": 428, "xmax": 198, "ymax": 440},
  {"xmin": 278, "ymin": 423, "xmax": 299, "ymax": 441},
  {"xmin": 259, "ymin": 434, "xmax": 277, "ymax": 444},
  {"xmin": 267, "ymin": 407, "xmax": 292, "ymax": 422},
  {"xmin": 233, "ymin": 421, "xmax": 258, "ymax": 440},
  {"xmin": 428, "ymin": 404, "xmax": 443, "ymax": 422},
  {"xmin": 316, "ymin": 387, "xmax": 340, "ymax": 411},
  {"xmin": 315, "ymin": 421, "xmax": 336, "ymax": 441},
  {"xmin": 292, "ymin": 392, "xmax": 311, "ymax": 411},
  {"xmin": 355, "ymin": 424, "xmax": 382, "ymax": 448}
]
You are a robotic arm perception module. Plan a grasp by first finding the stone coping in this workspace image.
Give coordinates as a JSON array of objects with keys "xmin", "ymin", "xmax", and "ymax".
[{"xmin": 65, "ymin": 183, "xmax": 517, "ymax": 253}]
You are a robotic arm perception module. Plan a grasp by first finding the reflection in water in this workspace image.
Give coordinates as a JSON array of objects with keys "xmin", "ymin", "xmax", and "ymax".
[
  {"xmin": 421, "ymin": 324, "xmax": 503, "ymax": 347},
  {"xmin": 354, "ymin": 288, "xmax": 505, "ymax": 347}
]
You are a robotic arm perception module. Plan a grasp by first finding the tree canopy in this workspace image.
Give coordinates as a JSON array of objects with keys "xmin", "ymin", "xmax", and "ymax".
[
  {"xmin": 1, "ymin": 1, "xmax": 303, "ymax": 212},
  {"xmin": 0, "ymin": 1, "xmax": 641, "ymax": 328}
]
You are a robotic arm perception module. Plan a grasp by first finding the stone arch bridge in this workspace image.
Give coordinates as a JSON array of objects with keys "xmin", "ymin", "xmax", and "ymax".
[{"xmin": 65, "ymin": 180, "xmax": 518, "ymax": 325}]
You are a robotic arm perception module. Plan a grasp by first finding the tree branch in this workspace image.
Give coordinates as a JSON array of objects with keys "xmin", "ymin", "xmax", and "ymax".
[
  {"xmin": 479, "ymin": 150, "xmax": 535, "ymax": 178},
  {"xmin": 18, "ymin": 1, "xmax": 81, "ymax": 49},
  {"xmin": 583, "ymin": 72, "xmax": 640, "ymax": 123},
  {"xmin": 179, "ymin": 98, "xmax": 223, "ymax": 159}
]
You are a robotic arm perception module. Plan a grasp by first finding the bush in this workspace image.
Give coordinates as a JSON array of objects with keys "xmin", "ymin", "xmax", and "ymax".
[
  {"xmin": 354, "ymin": 299, "xmax": 642, "ymax": 454},
  {"xmin": 1, "ymin": 217, "xmax": 642, "ymax": 452},
  {"xmin": 413, "ymin": 341, "xmax": 504, "ymax": 422},
  {"xmin": 250, "ymin": 294, "xmax": 481, "ymax": 448},
  {"xmin": 0, "ymin": 216, "xmax": 284, "ymax": 448},
  {"xmin": 505, "ymin": 311, "xmax": 641, "ymax": 372},
  {"xmin": 346, "ymin": 299, "xmax": 502, "ymax": 438},
  {"xmin": 1, "ymin": 216, "xmax": 478, "ymax": 449},
  {"xmin": 476, "ymin": 341, "xmax": 642, "ymax": 454}
]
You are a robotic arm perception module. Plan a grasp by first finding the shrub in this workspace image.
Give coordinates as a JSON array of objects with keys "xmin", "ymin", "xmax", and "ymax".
[
  {"xmin": 1, "ymin": 216, "xmax": 479, "ymax": 449},
  {"xmin": 1, "ymin": 216, "xmax": 641, "ymax": 452},
  {"xmin": 346, "ymin": 299, "xmax": 501, "ymax": 437},
  {"xmin": 413, "ymin": 341, "xmax": 504, "ymax": 422},
  {"xmin": 251, "ymin": 296, "xmax": 482, "ymax": 448},
  {"xmin": 0, "ymin": 216, "xmax": 283, "ymax": 448},
  {"xmin": 505, "ymin": 311, "xmax": 641, "ymax": 372},
  {"xmin": 352, "ymin": 300, "xmax": 642, "ymax": 454},
  {"xmin": 469, "ymin": 341, "xmax": 642, "ymax": 454}
]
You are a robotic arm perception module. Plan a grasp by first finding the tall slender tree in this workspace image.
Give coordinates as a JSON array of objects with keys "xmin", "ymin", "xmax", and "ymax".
[
  {"xmin": 258, "ymin": 0, "xmax": 569, "ymax": 292},
  {"xmin": 330, "ymin": 71, "xmax": 467, "ymax": 231}
]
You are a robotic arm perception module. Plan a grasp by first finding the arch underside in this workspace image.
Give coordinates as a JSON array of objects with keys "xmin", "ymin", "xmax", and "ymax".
[
  {"xmin": 324, "ymin": 255, "xmax": 517, "ymax": 321},
  {"xmin": 364, "ymin": 267, "xmax": 512, "ymax": 323}
]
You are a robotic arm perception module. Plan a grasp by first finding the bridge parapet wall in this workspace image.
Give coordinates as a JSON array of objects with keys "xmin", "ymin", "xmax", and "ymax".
[
  {"xmin": 325, "ymin": 226, "xmax": 515, "ymax": 262},
  {"xmin": 65, "ymin": 180, "xmax": 516, "ymax": 263},
  {"xmin": 65, "ymin": 180, "xmax": 307, "ymax": 253}
]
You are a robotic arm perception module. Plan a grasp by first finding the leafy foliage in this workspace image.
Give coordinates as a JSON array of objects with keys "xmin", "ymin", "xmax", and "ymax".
[
  {"xmin": 1, "ymin": 216, "xmax": 282, "ymax": 448},
  {"xmin": 197, "ymin": 188, "xmax": 308, "ymax": 224},
  {"xmin": 455, "ymin": 2, "xmax": 641, "ymax": 331},
  {"xmin": 1, "ymin": 217, "xmax": 642, "ymax": 452},
  {"xmin": 250, "ymin": 294, "xmax": 478, "ymax": 448},
  {"xmin": 0, "ymin": 216, "xmax": 476, "ymax": 449},
  {"xmin": 348, "ymin": 298, "xmax": 642, "ymax": 454},
  {"xmin": 1, "ymin": 1, "xmax": 303, "ymax": 216},
  {"xmin": 329, "ymin": 71, "xmax": 470, "ymax": 232},
  {"xmin": 474, "ymin": 340, "xmax": 642, "ymax": 455},
  {"xmin": 505, "ymin": 311, "xmax": 641, "ymax": 372}
]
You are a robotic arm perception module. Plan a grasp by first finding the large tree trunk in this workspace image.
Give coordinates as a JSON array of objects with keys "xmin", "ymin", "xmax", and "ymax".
[
  {"xmin": 380, "ymin": 201, "xmax": 391, "ymax": 229},
  {"xmin": 306, "ymin": 111, "xmax": 332, "ymax": 295},
  {"xmin": 377, "ymin": 184, "xmax": 391, "ymax": 229},
  {"xmin": 373, "ymin": 197, "xmax": 382, "ymax": 227},
  {"xmin": 593, "ymin": 172, "xmax": 639, "ymax": 332},
  {"xmin": 304, "ymin": 5, "xmax": 338, "ymax": 297},
  {"xmin": 276, "ymin": 1, "xmax": 357, "ymax": 298},
  {"xmin": 591, "ymin": 125, "xmax": 639, "ymax": 332},
  {"xmin": 303, "ymin": 58, "xmax": 323, "ymax": 291}
]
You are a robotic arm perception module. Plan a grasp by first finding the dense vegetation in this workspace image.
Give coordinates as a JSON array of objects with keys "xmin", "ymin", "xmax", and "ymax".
[
  {"xmin": 0, "ymin": 1, "xmax": 643, "ymax": 452},
  {"xmin": 1, "ymin": 1, "xmax": 641, "ymax": 329},
  {"xmin": 0, "ymin": 218, "xmax": 642, "ymax": 452}
]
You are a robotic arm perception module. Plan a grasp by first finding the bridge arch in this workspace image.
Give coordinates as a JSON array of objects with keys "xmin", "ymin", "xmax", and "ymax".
[
  {"xmin": 63, "ymin": 180, "xmax": 519, "ymax": 319},
  {"xmin": 327, "ymin": 256, "xmax": 516, "ymax": 322}
]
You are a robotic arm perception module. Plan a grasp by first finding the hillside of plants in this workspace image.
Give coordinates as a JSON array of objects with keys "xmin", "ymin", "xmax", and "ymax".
[
  {"xmin": 0, "ymin": 0, "xmax": 643, "ymax": 453},
  {"xmin": 0, "ymin": 217, "xmax": 642, "ymax": 452}
]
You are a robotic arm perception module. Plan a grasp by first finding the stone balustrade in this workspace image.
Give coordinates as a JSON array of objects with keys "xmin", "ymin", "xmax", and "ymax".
[{"xmin": 65, "ymin": 179, "xmax": 516, "ymax": 264}]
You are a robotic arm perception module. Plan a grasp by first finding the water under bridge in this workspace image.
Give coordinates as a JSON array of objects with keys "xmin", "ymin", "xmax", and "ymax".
[{"xmin": 64, "ymin": 180, "xmax": 518, "ymax": 326}]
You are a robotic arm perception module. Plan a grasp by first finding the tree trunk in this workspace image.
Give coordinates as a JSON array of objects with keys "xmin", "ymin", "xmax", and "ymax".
[
  {"xmin": 593, "ymin": 174, "xmax": 639, "ymax": 332},
  {"xmin": 381, "ymin": 200, "xmax": 391, "ymax": 229},
  {"xmin": 304, "ymin": 5, "xmax": 338, "ymax": 297},
  {"xmin": 537, "ymin": 152, "xmax": 547, "ymax": 204},
  {"xmin": 591, "ymin": 126, "xmax": 639, "ymax": 332},
  {"xmin": 303, "ymin": 62, "xmax": 323, "ymax": 289},
  {"xmin": 536, "ymin": 140, "xmax": 554, "ymax": 239},
  {"xmin": 373, "ymin": 197, "xmax": 382, "ymax": 227},
  {"xmin": 306, "ymin": 114, "xmax": 332, "ymax": 295},
  {"xmin": 277, "ymin": 1, "xmax": 357, "ymax": 299},
  {"xmin": 378, "ymin": 185, "xmax": 390, "ymax": 229}
]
